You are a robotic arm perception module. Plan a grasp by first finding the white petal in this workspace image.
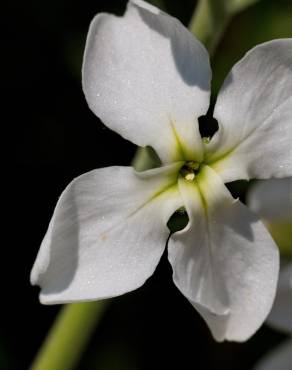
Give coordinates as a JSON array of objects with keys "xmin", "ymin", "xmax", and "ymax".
[
  {"xmin": 168, "ymin": 165, "xmax": 279, "ymax": 341},
  {"xmin": 82, "ymin": 0, "xmax": 211, "ymax": 163},
  {"xmin": 268, "ymin": 263, "xmax": 292, "ymax": 334},
  {"xmin": 254, "ymin": 339, "xmax": 292, "ymax": 370},
  {"xmin": 31, "ymin": 164, "xmax": 183, "ymax": 304},
  {"xmin": 205, "ymin": 39, "xmax": 292, "ymax": 182},
  {"xmin": 248, "ymin": 178, "xmax": 292, "ymax": 222}
]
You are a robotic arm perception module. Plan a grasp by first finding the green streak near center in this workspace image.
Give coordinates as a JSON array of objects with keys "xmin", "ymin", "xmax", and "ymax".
[{"xmin": 170, "ymin": 121, "xmax": 188, "ymax": 161}]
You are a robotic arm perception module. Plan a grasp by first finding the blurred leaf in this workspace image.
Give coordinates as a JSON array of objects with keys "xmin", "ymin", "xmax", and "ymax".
[
  {"xmin": 267, "ymin": 222, "xmax": 292, "ymax": 258},
  {"xmin": 228, "ymin": 0, "xmax": 261, "ymax": 13},
  {"xmin": 148, "ymin": 0, "xmax": 166, "ymax": 10}
]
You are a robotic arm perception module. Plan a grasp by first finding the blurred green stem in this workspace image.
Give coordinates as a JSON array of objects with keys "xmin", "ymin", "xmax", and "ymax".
[
  {"xmin": 189, "ymin": 0, "xmax": 260, "ymax": 55},
  {"xmin": 30, "ymin": 301, "xmax": 108, "ymax": 370},
  {"xmin": 188, "ymin": 0, "xmax": 230, "ymax": 55}
]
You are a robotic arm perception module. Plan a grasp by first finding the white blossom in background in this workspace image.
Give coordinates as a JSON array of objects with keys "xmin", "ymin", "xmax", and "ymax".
[
  {"xmin": 254, "ymin": 264, "xmax": 292, "ymax": 370},
  {"xmin": 248, "ymin": 177, "xmax": 292, "ymax": 253},
  {"xmin": 31, "ymin": 0, "xmax": 292, "ymax": 342},
  {"xmin": 248, "ymin": 177, "xmax": 292, "ymax": 223},
  {"xmin": 248, "ymin": 176, "xmax": 292, "ymax": 368}
]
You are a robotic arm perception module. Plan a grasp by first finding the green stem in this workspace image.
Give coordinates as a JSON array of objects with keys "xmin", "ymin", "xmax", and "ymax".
[
  {"xmin": 30, "ymin": 301, "xmax": 108, "ymax": 370},
  {"xmin": 188, "ymin": 0, "xmax": 260, "ymax": 55},
  {"xmin": 188, "ymin": 0, "xmax": 231, "ymax": 55}
]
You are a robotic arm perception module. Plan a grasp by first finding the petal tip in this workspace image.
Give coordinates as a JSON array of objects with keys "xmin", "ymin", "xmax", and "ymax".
[{"xmin": 129, "ymin": 0, "xmax": 161, "ymax": 14}]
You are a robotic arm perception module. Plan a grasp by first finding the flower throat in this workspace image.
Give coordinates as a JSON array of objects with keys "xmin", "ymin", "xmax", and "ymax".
[{"xmin": 180, "ymin": 161, "xmax": 201, "ymax": 182}]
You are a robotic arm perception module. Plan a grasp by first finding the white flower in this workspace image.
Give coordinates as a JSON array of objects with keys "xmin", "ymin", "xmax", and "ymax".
[
  {"xmin": 254, "ymin": 264, "xmax": 292, "ymax": 370},
  {"xmin": 31, "ymin": 0, "xmax": 292, "ymax": 342}
]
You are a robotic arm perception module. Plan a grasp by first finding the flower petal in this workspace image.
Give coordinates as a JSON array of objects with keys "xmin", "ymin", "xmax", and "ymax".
[
  {"xmin": 82, "ymin": 0, "xmax": 211, "ymax": 163},
  {"xmin": 254, "ymin": 339, "xmax": 292, "ymax": 370},
  {"xmin": 268, "ymin": 263, "xmax": 292, "ymax": 334},
  {"xmin": 31, "ymin": 164, "xmax": 183, "ymax": 304},
  {"xmin": 247, "ymin": 178, "xmax": 292, "ymax": 222},
  {"xmin": 168, "ymin": 165, "xmax": 279, "ymax": 341},
  {"xmin": 206, "ymin": 39, "xmax": 292, "ymax": 182}
]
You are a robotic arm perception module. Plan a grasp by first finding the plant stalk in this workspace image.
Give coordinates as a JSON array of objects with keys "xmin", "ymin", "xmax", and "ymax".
[{"xmin": 30, "ymin": 301, "xmax": 108, "ymax": 370}]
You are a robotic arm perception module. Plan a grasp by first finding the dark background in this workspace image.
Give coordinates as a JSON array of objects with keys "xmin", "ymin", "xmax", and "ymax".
[{"xmin": 3, "ymin": 0, "xmax": 292, "ymax": 369}]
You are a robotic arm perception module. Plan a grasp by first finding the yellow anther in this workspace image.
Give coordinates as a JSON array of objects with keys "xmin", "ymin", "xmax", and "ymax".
[
  {"xmin": 180, "ymin": 161, "xmax": 200, "ymax": 182},
  {"xmin": 185, "ymin": 172, "xmax": 195, "ymax": 181}
]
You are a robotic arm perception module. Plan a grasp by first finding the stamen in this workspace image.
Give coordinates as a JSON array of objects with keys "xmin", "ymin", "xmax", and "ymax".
[
  {"xmin": 187, "ymin": 161, "xmax": 200, "ymax": 170},
  {"xmin": 185, "ymin": 172, "xmax": 195, "ymax": 181},
  {"xmin": 180, "ymin": 161, "xmax": 200, "ymax": 182}
]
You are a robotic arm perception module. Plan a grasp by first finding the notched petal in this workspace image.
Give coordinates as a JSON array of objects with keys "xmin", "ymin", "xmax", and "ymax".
[
  {"xmin": 206, "ymin": 39, "xmax": 292, "ymax": 183},
  {"xmin": 31, "ymin": 165, "xmax": 183, "ymax": 304},
  {"xmin": 82, "ymin": 0, "xmax": 211, "ymax": 163},
  {"xmin": 168, "ymin": 166, "xmax": 279, "ymax": 341}
]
